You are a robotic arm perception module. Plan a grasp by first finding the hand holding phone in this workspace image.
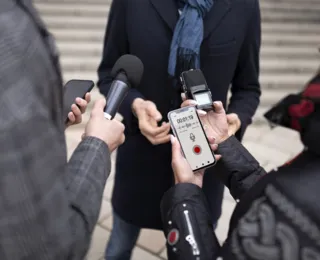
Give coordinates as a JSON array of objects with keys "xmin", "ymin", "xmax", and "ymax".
[
  {"xmin": 168, "ymin": 106, "xmax": 216, "ymax": 172},
  {"xmin": 170, "ymin": 135, "xmax": 205, "ymax": 188},
  {"xmin": 63, "ymin": 79, "xmax": 94, "ymax": 125}
]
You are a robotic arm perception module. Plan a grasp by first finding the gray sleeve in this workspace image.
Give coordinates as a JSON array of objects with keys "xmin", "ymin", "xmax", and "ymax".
[{"xmin": 0, "ymin": 2, "xmax": 111, "ymax": 258}]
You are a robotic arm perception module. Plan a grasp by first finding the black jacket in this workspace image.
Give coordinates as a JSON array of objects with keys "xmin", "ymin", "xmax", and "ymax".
[
  {"xmin": 97, "ymin": 0, "xmax": 261, "ymax": 229},
  {"xmin": 161, "ymin": 136, "xmax": 320, "ymax": 259}
]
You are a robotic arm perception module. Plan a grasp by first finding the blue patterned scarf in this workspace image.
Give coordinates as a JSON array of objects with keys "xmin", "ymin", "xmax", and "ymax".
[{"xmin": 168, "ymin": 0, "xmax": 214, "ymax": 77}]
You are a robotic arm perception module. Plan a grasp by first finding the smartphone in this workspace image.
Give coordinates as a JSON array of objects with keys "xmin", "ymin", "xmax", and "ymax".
[
  {"xmin": 168, "ymin": 106, "xmax": 216, "ymax": 171},
  {"xmin": 63, "ymin": 79, "xmax": 94, "ymax": 122},
  {"xmin": 180, "ymin": 69, "xmax": 213, "ymax": 111}
]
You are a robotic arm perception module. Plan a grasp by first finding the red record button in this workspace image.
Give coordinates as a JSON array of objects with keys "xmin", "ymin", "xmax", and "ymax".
[
  {"xmin": 167, "ymin": 229, "xmax": 179, "ymax": 246},
  {"xmin": 193, "ymin": 145, "xmax": 201, "ymax": 155}
]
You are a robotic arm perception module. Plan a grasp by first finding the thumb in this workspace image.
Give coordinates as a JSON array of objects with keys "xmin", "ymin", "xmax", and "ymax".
[
  {"xmin": 146, "ymin": 103, "xmax": 162, "ymax": 121},
  {"xmin": 213, "ymin": 101, "xmax": 225, "ymax": 114},
  {"xmin": 227, "ymin": 113, "xmax": 237, "ymax": 124},
  {"xmin": 91, "ymin": 98, "xmax": 106, "ymax": 117}
]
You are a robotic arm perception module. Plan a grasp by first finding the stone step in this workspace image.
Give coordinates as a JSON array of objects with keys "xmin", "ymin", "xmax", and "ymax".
[
  {"xmin": 261, "ymin": 23, "xmax": 320, "ymax": 35},
  {"xmin": 259, "ymin": 2, "xmax": 320, "ymax": 12},
  {"xmin": 41, "ymin": 12, "xmax": 320, "ymax": 26},
  {"xmin": 259, "ymin": 89, "xmax": 296, "ymax": 107},
  {"xmin": 34, "ymin": 0, "xmax": 320, "ymax": 5},
  {"xmin": 261, "ymin": 11, "xmax": 320, "ymax": 23},
  {"xmin": 52, "ymin": 34, "xmax": 319, "ymax": 59},
  {"xmin": 61, "ymin": 71, "xmax": 309, "ymax": 98},
  {"xmin": 59, "ymin": 56, "xmax": 319, "ymax": 75},
  {"xmin": 252, "ymin": 107, "xmax": 270, "ymax": 125},
  {"xmin": 50, "ymin": 27, "xmax": 320, "ymax": 46},
  {"xmin": 35, "ymin": 2, "xmax": 320, "ymax": 16},
  {"xmin": 44, "ymin": 15, "xmax": 320, "ymax": 30}
]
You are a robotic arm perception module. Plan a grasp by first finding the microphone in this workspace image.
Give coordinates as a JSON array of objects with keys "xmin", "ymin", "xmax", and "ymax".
[{"xmin": 104, "ymin": 54, "xmax": 144, "ymax": 120}]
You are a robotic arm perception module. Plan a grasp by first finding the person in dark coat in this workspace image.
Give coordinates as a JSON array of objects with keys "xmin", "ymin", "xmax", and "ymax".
[
  {"xmin": 161, "ymin": 69, "xmax": 320, "ymax": 259},
  {"xmin": 97, "ymin": 0, "xmax": 261, "ymax": 258}
]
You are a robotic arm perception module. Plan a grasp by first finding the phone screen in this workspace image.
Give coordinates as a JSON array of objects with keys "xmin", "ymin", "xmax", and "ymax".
[{"xmin": 168, "ymin": 106, "xmax": 215, "ymax": 171}]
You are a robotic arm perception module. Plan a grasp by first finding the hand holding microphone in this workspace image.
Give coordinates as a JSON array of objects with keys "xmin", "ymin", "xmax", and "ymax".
[
  {"xmin": 85, "ymin": 98, "xmax": 125, "ymax": 152},
  {"xmin": 84, "ymin": 54, "xmax": 145, "ymax": 151}
]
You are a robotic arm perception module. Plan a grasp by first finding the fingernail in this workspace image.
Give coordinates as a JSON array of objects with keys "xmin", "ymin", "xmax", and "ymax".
[
  {"xmin": 76, "ymin": 98, "xmax": 81, "ymax": 102},
  {"xmin": 197, "ymin": 110, "xmax": 207, "ymax": 115},
  {"xmin": 190, "ymin": 100, "xmax": 198, "ymax": 105},
  {"xmin": 170, "ymin": 135, "xmax": 175, "ymax": 144}
]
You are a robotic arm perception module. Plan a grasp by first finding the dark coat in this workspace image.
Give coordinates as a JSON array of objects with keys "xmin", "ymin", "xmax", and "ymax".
[
  {"xmin": 98, "ymin": 0, "xmax": 261, "ymax": 229},
  {"xmin": 161, "ymin": 136, "xmax": 320, "ymax": 259}
]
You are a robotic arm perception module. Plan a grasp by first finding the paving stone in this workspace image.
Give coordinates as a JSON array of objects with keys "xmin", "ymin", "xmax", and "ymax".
[
  {"xmin": 223, "ymin": 187, "xmax": 235, "ymax": 203},
  {"xmin": 98, "ymin": 200, "xmax": 112, "ymax": 224},
  {"xmin": 160, "ymin": 248, "xmax": 168, "ymax": 259},
  {"xmin": 263, "ymin": 162, "xmax": 280, "ymax": 173},
  {"xmin": 137, "ymin": 229, "xmax": 166, "ymax": 255},
  {"xmin": 216, "ymin": 200, "xmax": 236, "ymax": 244},
  {"xmin": 100, "ymin": 214, "xmax": 112, "ymax": 231},
  {"xmin": 131, "ymin": 246, "xmax": 162, "ymax": 260},
  {"xmin": 259, "ymin": 126, "xmax": 304, "ymax": 156},
  {"xmin": 103, "ymin": 179, "xmax": 114, "ymax": 200},
  {"xmin": 242, "ymin": 124, "xmax": 270, "ymax": 143},
  {"xmin": 243, "ymin": 140, "xmax": 291, "ymax": 166},
  {"xmin": 86, "ymin": 226, "xmax": 110, "ymax": 260}
]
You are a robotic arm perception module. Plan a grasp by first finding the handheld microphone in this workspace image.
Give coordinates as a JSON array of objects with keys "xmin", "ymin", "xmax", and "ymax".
[{"xmin": 104, "ymin": 54, "xmax": 144, "ymax": 120}]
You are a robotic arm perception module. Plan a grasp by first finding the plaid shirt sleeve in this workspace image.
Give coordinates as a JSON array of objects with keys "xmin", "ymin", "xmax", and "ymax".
[{"xmin": 0, "ymin": 1, "xmax": 111, "ymax": 259}]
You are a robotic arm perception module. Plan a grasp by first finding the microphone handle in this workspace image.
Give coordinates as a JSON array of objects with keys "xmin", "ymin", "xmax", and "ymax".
[{"xmin": 104, "ymin": 80, "xmax": 130, "ymax": 120}]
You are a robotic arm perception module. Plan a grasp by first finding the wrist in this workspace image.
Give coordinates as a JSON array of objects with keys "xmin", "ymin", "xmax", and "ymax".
[{"xmin": 132, "ymin": 98, "xmax": 144, "ymax": 111}]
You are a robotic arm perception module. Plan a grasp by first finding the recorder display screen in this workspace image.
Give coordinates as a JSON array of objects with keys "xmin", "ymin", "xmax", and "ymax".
[
  {"xmin": 194, "ymin": 92, "xmax": 211, "ymax": 106},
  {"xmin": 170, "ymin": 107, "xmax": 215, "ymax": 170}
]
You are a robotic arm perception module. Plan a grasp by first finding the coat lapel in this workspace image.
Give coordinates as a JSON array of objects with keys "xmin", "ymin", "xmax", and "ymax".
[
  {"xmin": 149, "ymin": 0, "xmax": 179, "ymax": 32},
  {"xmin": 149, "ymin": 0, "xmax": 231, "ymax": 39},
  {"xmin": 203, "ymin": 0, "xmax": 231, "ymax": 39}
]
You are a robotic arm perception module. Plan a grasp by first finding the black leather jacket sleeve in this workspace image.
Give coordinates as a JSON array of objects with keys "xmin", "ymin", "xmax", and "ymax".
[
  {"xmin": 161, "ymin": 183, "xmax": 220, "ymax": 260},
  {"xmin": 217, "ymin": 136, "xmax": 267, "ymax": 200}
]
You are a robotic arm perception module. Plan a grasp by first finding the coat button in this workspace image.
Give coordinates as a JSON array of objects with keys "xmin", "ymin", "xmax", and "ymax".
[{"xmin": 167, "ymin": 228, "xmax": 179, "ymax": 246}]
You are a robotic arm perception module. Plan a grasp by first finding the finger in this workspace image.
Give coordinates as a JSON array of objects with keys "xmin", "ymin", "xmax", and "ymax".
[
  {"xmin": 155, "ymin": 124, "xmax": 171, "ymax": 138},
  {"xmin": 75, "ymin": 98, "xmax": 88, "ymax": 114},
  {"xmin": 215, "ymin": 154, "xmax": 222, "ymax": 161},
  {"xmin": 152, "ymin": 134, "xmax": 171, "ymax": 145},
  {"xmin": 91, "ymin": 98, "xmax": 106, "ymax": 117},
  {"xmin": 213, "ymin": 101, "xmax": 225, "ymax": 114},
  {"xmin": 210, "ymin": 143, "xmax": 218, "ymax": 152},
  {"xmin": 68, "ymin": 112, "xmax": 75, "ymax": 123},
  {"xmin": 194, "ymin": 170, "xmax": 205, "ymax": 178},
  {"xmin": 226, "ymin": 113, "xmax": 237, "ymax": 123},
  {"xmin": 85, "ymin": 92, "xmax": 91, "ymax": 103},
  {"xmin": 71, "ymin": 104, "xmax": 82, "ymax": 118},
  {"xmin": 197, "ymin": 109, "xmax": 207, "ymax": 117},
  {"xmin": 207, "ymin": 136, "xmax": 216, "ymax": 144},
  {"xmin": 171, "ymin": 135, "xmax": 183, "ymax": 161},
  {"xmin": 146, "ymin": 102, "xmax": 162, "ymax": 121},
  {"xmin": 181, "ymin": 92, "xmax": 187, "ymax": 101},
  {"xmin": 141, "ymin": 120, "xmax": 170, "ymax": 136},
  {"xmin": 181, "ymin": 99, "xmax": 197, "ymax": 108},
  {"xmin": 120, "ymin": 134, "xmax": 126, "ymax": 145}
]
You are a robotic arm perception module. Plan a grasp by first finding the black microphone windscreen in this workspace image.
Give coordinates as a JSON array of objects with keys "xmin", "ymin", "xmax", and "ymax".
[{"xmin": 111, "ymin": 55, "xmax": 144, "ymax": 88}]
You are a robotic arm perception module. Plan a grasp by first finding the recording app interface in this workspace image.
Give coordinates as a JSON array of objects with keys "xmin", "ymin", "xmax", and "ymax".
[{"xmin": 170, "ymin": 107, "xmax": 215, "ymax": 170}]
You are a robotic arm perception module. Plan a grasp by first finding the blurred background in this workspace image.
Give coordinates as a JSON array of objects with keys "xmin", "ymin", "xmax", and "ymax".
[{"xmin": 33, "ymin": 0, "xmax": 320, "ymax": 259}]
